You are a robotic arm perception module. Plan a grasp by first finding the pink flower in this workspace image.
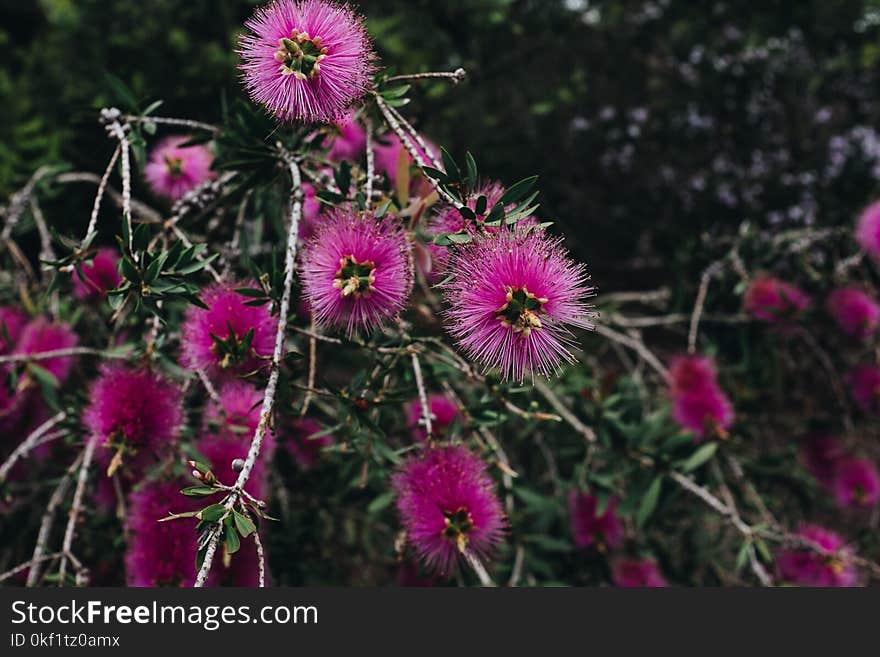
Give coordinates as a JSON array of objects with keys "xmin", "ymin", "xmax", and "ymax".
[
  {"xmin": 239, "ymin": 0, "xmax": 375, "ymax": 123},
  {"xmin": 671, "ymin": 386, "xmax": 734, "ymax": 440},
  {"xmin": 855, "ymin": 199, "xmax": 880, "ymax": 260},
  {"xmin": 83, "ymin": 365, "xmax": 183, "ymax": 477},
  {"xmin": 800, "ymin": 435, "xmax": 845, "ymax": 486},
  {"xmin": 743, "ymin": 275, "xmax": 810, "ymax": 323},
  {"xmin": 72, "ymin": 248, "xmax": 121, "ymax": 300},
  {"xmin": 125, "ymin": 478, "xmax": 198, "ymax": 587},
  {"xmin": 15, "ymin": 318, "xmax": 78, "ymax": 383},
  {"xmin": 612, "ymin": 558, "xmax": 668, "ymax": 587},
  {"xmin": 568, "ymin": 492, "xmax": 623, "ymax": 550},
  {"xmin": 826, "ymin": 287, "xmax": 880, "ymax": 341},
  {"xmin": 393, "ymin": 446, "xmax": 505, "ymax": 574},
  {"xmin": 776, "ymin": 524, "xmax": 859, "ymax": 587},
  {"xmin": 144, "ymin": 136, "xmax": 215, "ymax": 201},
  {"xmin": 442, "ymin": 227, "xmax": 595, "ymax": 382},
  {"xmin": 203, "ymin": 381, "xmax": 263, "ymax": 437},
  {"xmin": 283, "ymin": 417, "xmax": 334, "ymax": 469},
  {"xmin": 847, "ymin": 365, "xmax": 880, "ymax": 414},
  {"xmin": 668, "ymin": 355, "xmax": 720, "ymax": 396},
  {"xmin": 196, "ymin": 431, "xmax": 273, "ymax": 499},
  {"xmin": 0, "ymin": 306, "xmax": 26, "ymax": 354},
  {"xmin": 830, "ymin": 457, "xmax": 880, "ymax": 508},
  {"xmin": 326, "ymin": 113, "xmax": 366, "ymax": 161},
  {"xmin": 405, "ymin": 394, "xmax": 460, "ymax": 441},
  {"xmin": 298, "ymin": 182, "xmax": 323, "ymax": 241},
  {"xmin": 180, "ymin": 282, "xmax": 275, "ymax": 376},
  {"xmin": 300, "ymin": 209, "xmax": 413, "ymax": 335},
  {"xmin": 374, "ymin": 133, "xmax": 439, "ymax": 188}
]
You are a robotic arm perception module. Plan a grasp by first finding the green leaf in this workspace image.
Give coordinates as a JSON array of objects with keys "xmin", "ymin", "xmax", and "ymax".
[
  {"xmin": 198, "ymin": 504, "xmax": 226, "ymax": 523},
  {"xmin": 180, "ymin": 486, "xmax": 218, "ymax": 497},
  {"xmin": 440, "ymin": 147, "xmax": 461, "ymax": 183},
  {"xmin": 367, "ymin": 491, "xmax": 395, "ymax": 514},
  {"xmin": 224, "ymin": 518, "xmax": 241, "ymax": 554},
  {"xmin": 680, "ymin": 443, "xmax": 719, "ymax": 473},
  {"xmin": 499, "ymin": 175, "xmax": 539, "ymax": 206},
  {"xmin": 465, "ymin": 151, "xmax": 478, "ymax": 190},
  {"xmin": 636, "ymin": 475, "xmax": 663, "ymax": 528},
  {"xmin": 233, "ymin": 511, "xmax": 256, "ymax": 538}
]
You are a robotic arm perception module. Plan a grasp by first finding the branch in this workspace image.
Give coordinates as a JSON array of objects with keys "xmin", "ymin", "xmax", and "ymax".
[
  {"xmin": 0, "ymin": 411, "xmax": 66, "ymax": 482},
  {"xmin": 58, "ymin": 435, "xmax": 98, "ymax": 585}
]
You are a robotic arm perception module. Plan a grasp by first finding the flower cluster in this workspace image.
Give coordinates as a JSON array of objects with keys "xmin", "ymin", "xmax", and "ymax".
[{"xmin": 668, "ymin": 355, "xmax": 733, "ymax": 440}]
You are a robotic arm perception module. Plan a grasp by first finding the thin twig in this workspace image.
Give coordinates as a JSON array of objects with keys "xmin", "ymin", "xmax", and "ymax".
[
  {"xmin": 386, "ymin": 68, "xmax": 466, "ymax": 84},
  {"xmin": 0, "ymin": 411, "xmax": 66, "ymax": 482},
  {"xmin": 0, "ymin": 346, "xmax": 132, "ymax": 365},
  {"xmin": 411, "ymin": 350, "xmax": 433, "ymax": 439},
  {"xmin": 595, "ymin": 324, "xmax": 669, "ymax": 380},
  {"xmin": 58, "ymin": 435, "xmax": 98, "ymax": 585}
]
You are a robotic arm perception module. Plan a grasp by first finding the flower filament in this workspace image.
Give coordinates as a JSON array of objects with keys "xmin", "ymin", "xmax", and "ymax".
[
  {"xmin": 442, "ymin": 507, "xmax": 474, "ymax": 553},
  {"xmin": 275, "ymin": 29, "xmax": 328, "ymax": 80},
  {"xmin": 495, "ymin": 286, "xmax": 548, "ymax": 337}
]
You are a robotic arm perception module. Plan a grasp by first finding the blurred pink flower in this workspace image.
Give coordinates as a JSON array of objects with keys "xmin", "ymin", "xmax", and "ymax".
[
  {"xmin": 373, "ymin": 133, "xmax": 439, "ymax": 190},
  {"xmin": 72, "ymin": 247, "xmax": 121, "ymax": 301},
  {"xmin": 800, "ymin": 435, "xmax": 845, "ymax": 486},
  {"xmin": 239, "ymin": 0, "xmax": 375, "ymax": 123},
  {"xmin": 826, "ymin": 287, "xmax": 880, "ymax": 341},
  {"xmin": 847, "ymin": 364, "xmax": 880, "ymax": 414},
  {"xmin": 776, "ymin": 524, "xmax": 859, "ymax": 587},
  {"xmin": 0, "ymin": 305, "xmax": 27, "ymax": 354},
  {"xmin": 202, "ymin": 380, "xmax": 263, "ymax": 438},
  {"xmin": 667, "ymin": 355, "xmax": 734, "ymax": 440},
  {"xmin": 855, "ymin": 199, "xmax": 880, "ymax": 260},
  {"xmin": 15, "ymin": 317, "xmax": 78, "ymax": 383},
  {"xmin": 743, "ymin": 275, "xmax": 810, "ymax": 323},
  {"xmin": 405, "ymin": 394, "xmax": 460, "ymax": 441},
  {"xmin": 326, "ymin": 113, "xmax": 366, "ymax": 161},
  {"xmin": 612, "ymin": 558, "xmax": 668, "ymax": 587},
  {"xmin": 568, "ymin": 492, "xmax": 623, "ymax": 550},
  {"xmin": 144, "ymin": 136, "xmax": 215, "ymax": 201},
  {"xmin": 830, "ymin": 457, "xmax": 880, "ymax": 508}
]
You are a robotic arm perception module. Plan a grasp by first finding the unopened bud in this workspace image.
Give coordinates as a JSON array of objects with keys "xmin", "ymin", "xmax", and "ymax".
[{"xmin": 232, "ymin": 458, "xmax": 245, "ymax": 472}]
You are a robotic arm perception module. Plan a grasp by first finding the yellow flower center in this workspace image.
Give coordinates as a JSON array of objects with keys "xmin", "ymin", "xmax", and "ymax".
[{"xmin": 274, "ymin": 29, "xmax": 329, "ymax": 80}]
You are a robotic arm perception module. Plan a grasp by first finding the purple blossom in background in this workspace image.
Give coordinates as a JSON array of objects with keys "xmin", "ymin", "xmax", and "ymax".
[
  {"xmin": 144, "ymin": 136, "xmax": 215, "ymax": 201},
  {"xmin": 405, "ymin": 394, "xmax": 460, "ymax": 441},
  {"xmin": 72, "ymin": 248, "xmax": 121, "ymax": 301},
  {"xmin": 826, "ymin": 287, "xmax": 880, "ymax": 341},
  {"xmin": 830, "ymin": 457, "xmax": 880, "ymax": 509},
  {"xmin": 239, "ymin": 0, "xmax": 375, "ymax": 123},
  {"xmin": 847, "ymin": 364, "xmax": 880, "ymax": 414},
  {"xmin": 568, "ymin": 492, "xmax": 623, "ymax": 550},
  {"xmin": 743, "ymin": 275, "xmax": 810, "ymax": 324},
  {"xmin": 612, "ymin": 558, "xmax": 668, "ymax": 587},
  {"xmin": 776, "ymin": 524, "xmax": 859, "ymax": 587},
  {"xmin": 393, "ymin": 446, "xmax": 505, "ymax": 574},
  {"xmin": 15, "ymin": 318, "xmax": 78, "ymax": 383}
]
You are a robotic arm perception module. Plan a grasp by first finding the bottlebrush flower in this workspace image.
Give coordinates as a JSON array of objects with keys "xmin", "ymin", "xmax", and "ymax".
[
  {"xmin": 83, "ymin": 364, "xmax": 183, "ymax": 476},
  {"xmin": 326, "ymin": 113, "xmax": 366, "ymax": 162},
  {"xmin": 72, "ymin": 247, "xmax": 121, "ymax": 301},
  {"xmin": 776, "ymin": 524, "xmax": 859, "ymax": 587},
  {"xmin": 203, "ymin": 381, "xmax": 263, "ymax": 438},
  {"xmin": 298, "ymin": 182, "xmax": 323, "ymax": 241},
  {"xmin": 612, "ymin": 558, "xmax": 668, "ymax": 587},
  {"xmin": 405, "ymin": 394, "xmax": 460, "ymax": 441},
  {"xmin": 743, "ymin": 275, "xmax": 810, "ymax": 323},
  {"xmin": 144, "ymin": 136, "xmax": 215, "ymax": 202},
  {"xmin": 800, "ymin": 435, "xmax": 845, "ymax": 486},
  {"xmin": 392, "ymin": 446, "xmax": 505, "ymax": 574},
  {"xmin": 238, "ymin": 0, "xmax": 375, "ymax": 123},
  {"xmin": 830, "ymin": 457, "xmax": 880, "ymax": 508},
  {"xmin": 568, "ymin": 492, "xmax": 623, "ymax": 550},
  {"xmin": 847, "ymin": 365, "xmax": 880, "ymax": 414},
  {"xmin": 442, "ymin": 227, "xmax": 595, "ymax": 382},
  {"xmin": 125, "ymin": 478, "xmax": 198, "ymax": 587},
  {"xmin": 0, "ymin": 306, "xmax": 26, "ymax": 354},
  {"xmin": 826, "ymin": 287, "xmax": 880, "ymax": 341},
  {"xmin": 14, "ymin": 318, "xmax": 78, "ymax": 383},
  {"xmin": 196, "ymin": 431, "xmax": 273, "ymax": 499},
  {"xmin": 856, "ymin": 200, "xmax": 880, "ymax": 260},
  {"xmin": 299, "ymin": 210, "xmax": 412, "ymax": 335},
  {"xmin": 668, "ymin": 355, "xmax": 720, "ymax": 396},
  {"xmin": 180, "ymin": 282, "xmax": 275, "ymax": 376},
  {"xmin": 283, "ymin": 417, "xmax": 334, "ymax": 469},
  {"xmin": 671, "ymin": 386, "xmax": 734, "ymax": 441}
]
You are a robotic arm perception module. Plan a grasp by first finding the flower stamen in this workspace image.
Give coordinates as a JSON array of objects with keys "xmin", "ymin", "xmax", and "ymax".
[
  {"xmin": 274, "ymin": 29, "xmax": 329, "ymax": 80},
  {"xmin": 495, "ymin": 286, "xmax": 548, "ymax": 337},
  {"xmin": 442, "ymin": 507, "xmax": 475, "ymax": 553},
  {"xmin": 333, "ymin": 255, "xmax": 376, "ymax": 298}
]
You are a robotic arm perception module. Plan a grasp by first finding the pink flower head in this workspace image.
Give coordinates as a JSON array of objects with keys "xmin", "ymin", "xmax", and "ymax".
[
  {"xmin": 203, "ymin": 381, "xmax": 263, "ymax": 437},
  {"xmin": 776, "ymin": 524, "xmax": 859, "ymax": 587},
  {"xmin": 826, "ymin": 287, "xmax": 880, "ymax": 341},
  {"xmin": 300, "ymin": 209, "xmax": 413, "ymax": 335},
  {"xmin": 373, "ymin": 133, "xmax": 439, "ymax": 187},
  {"xmin": 83, "ymin": 365, "xmax": 183, "ymax": 476},
  {"xmin": 671, "ymin": 386, "xmax": 734, "ymax": 441},
  {"xmin": 125, "ymin": 478, "xmax": 198, "ymax": 586},
  {"xmin": 568, "ymin": 492, "xmax": 624, "ymax": 550},
  {"xmin": 743, "ymin": 275, "xmax": 810, "ymax": 324},
  {"xmin": 326, "ymin": 113, "xmax": 366, "ymax": 161},
  {"xmin": 856, "ymin": 200, "xmax": 880, "ymax": 260},
  {"xmin": 392, "ymin": 446, "xmax": 505, "ymax": 574},
  {"xmin": 800, "ymin": 435, "xmax": 845, "ymax": 486},
  {"xmin": 405, "ymin": 394, "xmax": 460, "ymax": 441},
  {"xmin": 239, "ymin": 0, "xmax": 375, "ymax": 123},
  {"xmin": 181, "ymin": 282, "xmax": 275, "ymax": 376},
  {"xmin": 144, "ymin": 136, "xmax": 215, "ymax": 202},
  {"xmin": 284, "ymin": 417, "xmax": 334, "ymax": 469},
  {"xmin": 196, "ymin": 431, "xmax": 274, "ymax": 499},
  {"xmin": 668, "ymin": 355, "xmax": 720, "ymax": 396},
  {"xmin": 72, "ymin": 248, "xmax": 121, "ymax": 300},
  {"xmin": 612, "ymin": 558, "xmax": 668, "ymax": 587},
  {"xmin": 15, "ymin": 318, "xmax": 78, "ymax": 383},
  {"xmin": 830, "ymin": 457, "xmax": 880, "ymax": 508},
  {"xmin": 298, "ymin": 182, "xmax": 323, "ymax": 241},
  {"xmin": 847, "ymin": 365, "xmax": 880, "ymax": 414},
  {"xmin": 441, "ymin": 227, "xmax": 596, "ymax": 382},
  {"xmin": 0, "ymin": 306, "xmax": 27, "ymax": 354}
]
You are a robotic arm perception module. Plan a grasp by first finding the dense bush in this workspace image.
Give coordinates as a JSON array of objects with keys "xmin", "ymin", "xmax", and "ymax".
[{"xmin": 1, "ymin": 0, "xmax": 879, "ymax": 587}]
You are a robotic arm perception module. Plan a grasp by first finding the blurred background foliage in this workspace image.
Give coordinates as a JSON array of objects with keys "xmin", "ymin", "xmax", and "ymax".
[{"xmin": 3, "ymin": 0, "xmax": 880, "ymax": 287}]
